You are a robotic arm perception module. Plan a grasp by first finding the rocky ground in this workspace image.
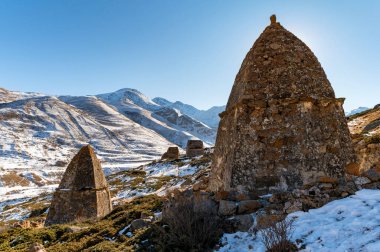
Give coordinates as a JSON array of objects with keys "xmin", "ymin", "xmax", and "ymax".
[
  {"xmin": 0, "ymin": 150, "xmax": 212, "ymax": 251},
  {"xmin": 0, "ymin": 144, "xmax": 380, "ymax": 251}
]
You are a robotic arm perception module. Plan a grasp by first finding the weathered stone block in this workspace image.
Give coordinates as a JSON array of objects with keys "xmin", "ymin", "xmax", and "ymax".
[
  {"xmin": 131, "ymin": 219, "xmax": 151, "ymax": 231},
  {"xmin": 218, "ymin": 200, "xmax": 237, "ymax": 216},
  {"xmin": 363, "ymin": 166, "xmax": 380, "ymax": 182},
  {"xmin": 346, "ymin": 163, "xmax": 361, "ymax": 176},
  {"xmin": 237, "ymin": 200, "xmax": 262, "ymax": 214}
]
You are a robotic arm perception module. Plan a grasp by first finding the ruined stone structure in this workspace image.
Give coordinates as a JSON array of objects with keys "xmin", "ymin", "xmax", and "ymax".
[
  {"xmin": 186, "ymin": 140, "xmax": 204, "ymax": 157},
  {"xmin": 161, "ymin": 147, "xmax": 180, "ymax": 160},
  {"xmin": 45, "ymin": 145, "xmax": 112, "ymax": 226},
  {"xmin": 209, "ymin": 16, "xmax": 356, "ymax": 194}
]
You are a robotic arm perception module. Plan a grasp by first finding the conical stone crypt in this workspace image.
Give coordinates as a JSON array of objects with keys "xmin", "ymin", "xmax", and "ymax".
[
  {"xmin": 209, "ymin": 15, "xmax": 356, "ymax": 194},
  {"xmin": 45, "ymin": 145, "xmax": 112, "ymax": 226}
]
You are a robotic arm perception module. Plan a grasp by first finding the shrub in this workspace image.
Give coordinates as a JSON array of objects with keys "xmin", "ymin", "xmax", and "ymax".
[
  {"xmin": 259, "ymin": 218, "xmax": 297, "ymax": 252},
  {"xmin": 159, "ymin": 189, "xmax": 222, "ymax": 251}
]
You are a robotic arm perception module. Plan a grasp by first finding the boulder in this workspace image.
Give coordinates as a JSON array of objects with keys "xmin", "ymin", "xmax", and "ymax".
[
  {"xmin": 318, "ymin": 183, "xmax": 333, "ymax": 190},
  {"xmin": 318, "ymin": 176, "xmax": 338, "ymax": 184},
  {"xmin": 28, "ymin": 242, "xmax": 46, "ymax": 252},
  {"xmin": 131, "ymin": 219, "xmax": 151, "ymax": 231},
  {"xmin": 229, "ymin": 190, "xmax": 260, "ymax": 201},
  {"xmin": 363, "ymin": 182, "xmax": 380, "ymax": 189},
  {"xmin": 237, "ymin": 200, "xmax": 262, "ymax": 214},
  {"xmin": 65, "ymin": 226, "xmax": 84, "ymax": 233},
  {"xmin": 215, "ymin": 191, "xmax": 230, "ymax": 201},
  {"xmin": 30, "ymin": 221, "xmax": 43, "ymax": 229},
  {"xmin": 363, "ymin": 166, "xmax": 380, "ymax": 182},
  {"xmin": 13, "ymin": 220, "xmax": 30, "ymax": 229},
  {"xmin": 346, "ymin": 162, "xmax": 361, "ymax": 176},
  {"xmin": 218, "ymin": 200, "xmax": 237, "ymax": 216},
  {"xmin": 354, "ymin": 176, "xmax": 371, "ymax": 186}
]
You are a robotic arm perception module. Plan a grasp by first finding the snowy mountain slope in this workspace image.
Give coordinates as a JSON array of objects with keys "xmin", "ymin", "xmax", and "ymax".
[
  {"xmin": 152, "ymin": 107, "xmax": 216, "ymax": 144},
  {"xmin": 0, "ymin": 88, "xmax": 43, "ymax": 103},
  {"xmin": 97, "ymin": 88, "xmax": 216, "ymax": 147},
  {"xmin": 153, "ymin": 97, "xmax": 225, "ymax": 128},
  {"xmin": 218, "ymin": 189, "xmax": 380, "ymax": 252},
  {"xmin": 0, "ymin": 95, "xmax": 173, "ymax": 176},
  {"xmin": 0, "ymin": 87, "xmax": 220, "ymax": 206}
]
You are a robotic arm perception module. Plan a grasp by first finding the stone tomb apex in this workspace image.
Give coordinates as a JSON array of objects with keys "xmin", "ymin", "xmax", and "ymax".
[{"xmin": 209, "ymin": 15, "xmax": 356, "ymax": 194}]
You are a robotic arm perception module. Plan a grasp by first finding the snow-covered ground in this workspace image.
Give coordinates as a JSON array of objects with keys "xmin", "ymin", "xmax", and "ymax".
[
  {"xmin": 111, "ymin": 157, "xmax": 205, "ymax": 203},
  {"xmin": 0, "ymin": 185, "xmax": 57, "ymax": 221},
  {"xmin": 0, "ymin": 154, "xmax": 210, "ymax": 222},
  {"xmin": 218, "ymin": 189, "xmax": 380, "ymax": 252}
]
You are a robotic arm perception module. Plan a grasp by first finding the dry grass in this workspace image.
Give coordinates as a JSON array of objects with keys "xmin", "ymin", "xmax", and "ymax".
[
  {"xmin": 158, "ymin": 189, "xmax": 222, "ymax": 251},
  {"xmin": 0, "ymin": 172, "xmax": 30, "ymax": 187},
  {"xmin": 259, "ymin": 218, "xmax": 298, "ymax": 252},
  {"xmin": 364, "ymin": 134, "xmax": 380, "ymax": 145},
  {"xmin": 0, "ymin": 195, "xmax": 164, "ymax": 252}
]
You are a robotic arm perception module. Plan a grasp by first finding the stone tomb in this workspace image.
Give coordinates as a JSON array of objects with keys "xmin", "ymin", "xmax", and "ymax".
[
  {"xmin": 45, "ymin": 145, "xmax": 112, "ymax": 226},
  {"xmin": 186, "ymin": 140, "xmax": 204, "ymax": 157},
  {"xmin": 209, "ymin": 16, "xmax": 356, "ymax": 194}
]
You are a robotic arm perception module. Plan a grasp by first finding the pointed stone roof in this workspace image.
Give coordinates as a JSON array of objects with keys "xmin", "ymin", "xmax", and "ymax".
[
  {"xmin": 209, "ymin": 16, "xmax": 356, "ymax": 194},
  {"xmin": 58, "ymin": 145, "xmax": 108, "ymax": 190},
  {"xmin": 226, "ymin": 15, "xmax": 335, "ymax": 111}
]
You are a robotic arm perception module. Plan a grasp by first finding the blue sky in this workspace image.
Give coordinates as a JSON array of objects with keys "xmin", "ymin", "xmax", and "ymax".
[{"xmin": 0, "ymin": 0, "xmax": 379, "ymax": 111}]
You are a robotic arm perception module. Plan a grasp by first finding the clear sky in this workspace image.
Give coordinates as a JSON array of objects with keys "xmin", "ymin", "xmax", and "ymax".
[{"xmin": 0, "ymin": 0, "xmax": 379, "ymax": 111}]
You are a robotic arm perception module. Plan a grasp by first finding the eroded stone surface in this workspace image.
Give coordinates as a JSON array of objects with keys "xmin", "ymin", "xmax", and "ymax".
[
  {"xmin": 209, "ymin": 16, "xmax": 356, "ymax": 194},
  {"xmin": 45, "ymin": 145, "xmax": 112, "ymax": 226}
]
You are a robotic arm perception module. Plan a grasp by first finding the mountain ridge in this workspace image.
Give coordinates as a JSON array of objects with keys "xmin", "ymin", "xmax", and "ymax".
[{"xmin": 0, "ymin": 87, "xmax": 221, "ymax": 176}]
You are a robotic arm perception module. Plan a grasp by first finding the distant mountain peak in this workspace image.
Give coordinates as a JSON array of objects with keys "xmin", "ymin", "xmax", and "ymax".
[
  {"xmin": 152, "ymin": 97, "xmax": 172, "ymax": 107},
  {"xmin": 346, "ymin": 107, "xmax": 370, "ymax": 116},
  {"xmin": 115, "ymin": 88, "xmax": 142, "ymax": 94}
]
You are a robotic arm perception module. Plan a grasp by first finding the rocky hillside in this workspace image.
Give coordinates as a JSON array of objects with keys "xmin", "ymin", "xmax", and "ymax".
[
  {"xmin": 96, "ymin": 89, "xmax": 216, "ymax": 147},
  {"xmin": 153, "ymin": 97, "xmax": 225, "ymax": 129},
  {"xmin": 348, "ymin": 105, "xmax": 380, "ymax": 136},
  {"xmin": 347, "ymin": 105, "xmax": 380, "ymax": 174},
  {"xmin": 0, "ymin": 87, "xmax": 221, "ymax": 211}
]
